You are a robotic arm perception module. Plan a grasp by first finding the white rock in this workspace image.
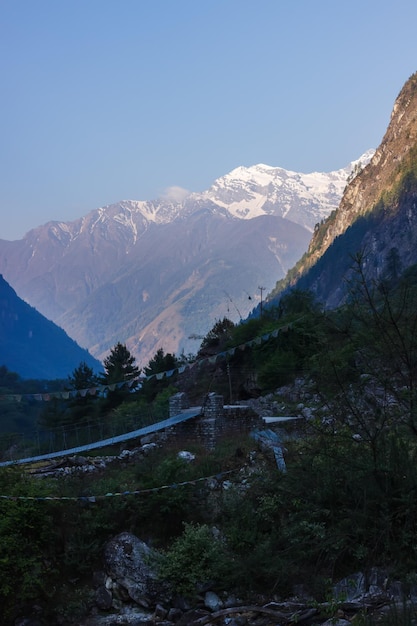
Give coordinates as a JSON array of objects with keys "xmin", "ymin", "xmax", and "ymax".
[
  {"xmin": 177, "ymin": 450, "xmax": 195, "ymax": 462},
  {"xmin": 204, "ymin": 591, "xmax": 223, "ymax": 611}
]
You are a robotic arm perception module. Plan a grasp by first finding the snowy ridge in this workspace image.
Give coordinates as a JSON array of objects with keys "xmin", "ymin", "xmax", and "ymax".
[
  {"xmin": 201, "ymin": 150, "xmax": 375, "ymax": 231},
  {"xmin": 103, "ymin": 150, "xmax": 375, "ymax": 235},
  {"xmin": 31, "ymin": 151, "xmax": 374, "ymax": 247}
]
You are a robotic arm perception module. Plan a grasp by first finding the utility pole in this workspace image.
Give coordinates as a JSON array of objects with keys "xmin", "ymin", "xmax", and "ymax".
[
  {"xmin": 258, "ymin": 286, "xmax": 266, "ymax": 318},
  {"xmin": 226, "ymin": 360, "xmax": 233, "ymax": 405}
]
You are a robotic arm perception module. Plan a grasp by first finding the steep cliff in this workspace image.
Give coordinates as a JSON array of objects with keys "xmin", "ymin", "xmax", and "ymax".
[{"xmin": 270, "ymin": 72, "xmax": 417, "ymax": 306}]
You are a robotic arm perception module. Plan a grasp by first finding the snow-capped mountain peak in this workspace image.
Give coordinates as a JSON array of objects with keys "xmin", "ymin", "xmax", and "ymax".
[
  {"xmin": 99, "ymin": 151, "xmax": 375, "ymax": 233},
  {"xmin": 198, "ymin": 151, "xmax": 374, "ymax": 230},
  {"xmin": 24, "ymin": 152, "xmax": 374, "ymax": 254}
]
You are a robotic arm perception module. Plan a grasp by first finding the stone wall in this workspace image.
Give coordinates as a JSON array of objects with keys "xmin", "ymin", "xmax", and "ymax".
[
  {"xmin": 168, "ymin": 392, "xmax": 262, "ymax": 450},
  {"xmin": 168, "ymin": 392, "xmax": 190, "ymax": 416}
]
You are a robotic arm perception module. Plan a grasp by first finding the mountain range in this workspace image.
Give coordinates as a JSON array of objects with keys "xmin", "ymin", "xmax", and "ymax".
[{"xmin": 0, "ymin": 152, "xmax": 372, "ymax": 370}]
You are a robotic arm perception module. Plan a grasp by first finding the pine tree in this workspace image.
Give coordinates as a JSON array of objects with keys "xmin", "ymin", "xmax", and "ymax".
[
  {"xmin": 141, "ymin": 348, "xmax": 179, "ymax": 403},
  {"xmin": 66, "ymin": 361, "xmax": 100, "ymax": 425},
  {"xmin": 68, "ymin": 361, "xmax": 99, "ymax": 391},
  {"xmin": 100, "ymin": 343, "xmax": 141, "ymax": 410},
  {"xmin": 102, "ymin": 342, "xmax": 140, "ymax": 385}
]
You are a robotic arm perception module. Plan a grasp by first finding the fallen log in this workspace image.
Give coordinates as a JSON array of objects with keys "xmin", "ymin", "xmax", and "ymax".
[{"xmin": 192, "ymin": 603, "xmax": 319, "ymax": 625}]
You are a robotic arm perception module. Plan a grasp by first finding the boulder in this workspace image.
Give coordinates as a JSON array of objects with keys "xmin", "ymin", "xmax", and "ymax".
[
  {"xmin": 204, "ymin": 590, "xmax": 223, "ymax": 611},
  {"xmin": 103, "ymin": 532, "xmax": 167, "ymax": 608},
  {"xmin": 177, "ymin": 451, "xmax": 195, "ymax": 462}
]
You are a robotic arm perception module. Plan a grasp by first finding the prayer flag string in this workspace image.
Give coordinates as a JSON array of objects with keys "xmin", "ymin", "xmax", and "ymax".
[
  {"xmin": 1, "ymin": 325, "xmax": 292, "ymax": 402},
  {"xmin": 0, "ymin": 468, "xmax": 239, "ymax": 503}
]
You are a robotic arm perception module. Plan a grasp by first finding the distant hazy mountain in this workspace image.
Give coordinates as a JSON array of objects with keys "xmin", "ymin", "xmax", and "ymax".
[
  {"xmin": 269, "ymin": 72, "xmax": 417, "ymax": 309},
  {"xmin": 0, "ymin": 153, "xmax": 372, "ymax": 367},
  {"xmin": 0, "ymin": 275, "xmax": 102, "ymax": 379}
]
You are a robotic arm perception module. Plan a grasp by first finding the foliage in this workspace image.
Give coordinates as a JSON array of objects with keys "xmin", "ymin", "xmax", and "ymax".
[
  {"xmin": 133, "ymin": 452, "xmax": 206, "ymax": 540},
  {"xmin": 61, "ymin": 361, "xmax": 99, "ymax": 424},
  {"xmin": 151, "ymin": 384, "xmax": 178, "ymax": 419},
  {"xmin": 7, "ymin": 263, "xmax": 417, "ymax": 619},
  {"xmin": 159, "ymin": 523, "xmax": 230, "ymax": 597},
  {"xmin": 197, "ymin": 317, "xmax": 235, "ymax": 358},
  {"xmin": 37, "ymin": 396, "xmax": 68, "ymax": 430},
  {"xmin": 277, "ymin": 288, "xmax": 321, "ymax": 318},
  {"xmin": 357, "ymin": 601, "xmax": 417, "ymax": 625},
  {"xmin": 231, "ymin": 317, "xmax": 264, "ymax": 345},
  {"xmin": 101, "ymin": 342, "xmax": 140, "ymax": 385},
  {"xmin": 108, "ymin": 398, "xmax": 157, "ymax": 431},
  {"xmin": 0, "ymin": 366, "xmax": 60, "ymax": 442},
  {"xmin": 140, "ymin": 348, "xmax": 180, "ymax": 403},
  {"xmin": 144, "ymin": 348, "xmax": 178, "ymax": 377},
  {"xmin": 68, "ymin": 361, "xmax": 99, "ymax": 390},
  {"xmin": 0, "ymin": 365, "xmax": 21, "ymax": 391},
  {"xmin": 0, "ymin": 469, "xmax": 58, "ymax": 623},
  {"xmin": 100, "ymin": 342, "xmax": 141, "ymax": 409},
  {"xmin": 217, "ymin": 471, "xmax": 291, "ymax": 593},
  {"xmin": 247, "ymin": 293, "xmax": 326, "ymax": 391},
  {"xmin": 313, "ymin": 255, "xmax": 417, "ymax": 440}
]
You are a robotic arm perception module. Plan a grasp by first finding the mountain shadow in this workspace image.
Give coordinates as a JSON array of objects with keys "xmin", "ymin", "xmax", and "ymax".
[{"xmin": 0, "ymin": 275, "xmax": 102, "ymax": 379}]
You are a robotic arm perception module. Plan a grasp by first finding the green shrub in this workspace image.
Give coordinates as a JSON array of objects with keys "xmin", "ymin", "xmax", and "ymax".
[
  {"xmin": 0, "ymin": 469, "xmax": 58, "ymax": 622},
  {"xmin": 159, "ymin": 522, "xmax": 229, "ymax": 597}
]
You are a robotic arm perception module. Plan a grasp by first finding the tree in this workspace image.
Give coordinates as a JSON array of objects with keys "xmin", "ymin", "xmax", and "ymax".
[
  {"xmin": 141, "ymin": 348, "xmax": 179, "ymax": 403},
  {"xmin": 102, "ymin": 343, "xmax": 140, "ymax": 385},
  {"xmin": 310, "ymin": 254, "xmax": 417, "ymax": 480},
  {"xmin": 0, "ymin": 366, "xmax": 37, "ymax": 439},
  {"xmin": 277, "ymin": 288, "xmax": 320, "ymax": 319},
  {"xmin": 0, "ymin": 365, "xmax": 21, "ymax": 392},
  {"xmin": 383, "ymin": 246, "xmax": 402, "ymax": 284},
  {"xmin": 68, "ymin": 361, "xmax": 99, "ymax": 391},
  {"xmin": 144, "ymin": 348, "xmax": 178, "ymax": 378},
  {"xmin": 345, "ymin": 254, "xmax": 417, "ymax": 438},
  {"xmin": 197, "ymin": 318, "xmax": 235, "ymax": 358},
  {"xmin": 100, "ymin": 343, "xmax": 140, "ymax": 409},
  {"xmin": 256, "ymin": 296, "xmax": 325, "ymax": 391},
  {"xmin": 66, "ymin": 361, "xmax": 100, "ymax": 425}
]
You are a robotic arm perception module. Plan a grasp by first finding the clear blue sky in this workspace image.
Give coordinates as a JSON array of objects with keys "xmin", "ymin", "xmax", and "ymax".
[{"xmin": 1, "ymin": 0, "xmax": 417, "ymax": 240}]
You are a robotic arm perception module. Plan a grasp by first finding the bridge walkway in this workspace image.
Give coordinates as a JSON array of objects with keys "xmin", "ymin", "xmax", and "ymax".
[{"xmin": 0, "ymin": 407, "xmax": 202, "ymax": 467}]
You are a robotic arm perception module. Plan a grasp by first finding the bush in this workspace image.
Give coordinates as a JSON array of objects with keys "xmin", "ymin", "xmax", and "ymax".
[
  {"xmin": 0, "ymin": 469, "xmax": 58, "ymax": 623},
  {"xmin": 159, "ymin": 522, "xmax": 230, "ymax": 597}
]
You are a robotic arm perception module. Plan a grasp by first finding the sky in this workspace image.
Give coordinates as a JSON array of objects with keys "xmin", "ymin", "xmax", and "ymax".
[{"xmin": 1, "ymin": 1, "xmax": 417, "ymax": 241}]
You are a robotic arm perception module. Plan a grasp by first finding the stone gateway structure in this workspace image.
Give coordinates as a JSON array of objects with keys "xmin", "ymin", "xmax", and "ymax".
[{"xmin": 168, "ymin": 392, "xmax": 262, "ymax": 450}]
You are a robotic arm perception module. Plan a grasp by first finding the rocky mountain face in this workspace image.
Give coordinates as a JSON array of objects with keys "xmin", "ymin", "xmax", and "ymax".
[
  {"xmin": 0, "ymin": 155, "xmax": 370, "ymax": 368},
  {"xmin": 0, "ymin": 275, "xmax": 101, "ymax": 379},
  {"xmin": 270, "ymin": 72, "xmax": 417, "ymax": 308}
]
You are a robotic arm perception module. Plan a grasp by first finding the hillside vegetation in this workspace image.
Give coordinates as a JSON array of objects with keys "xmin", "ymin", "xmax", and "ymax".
[{"xmin": 2, "ymin": 257, "xmax": 417, "ymax": 624}]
